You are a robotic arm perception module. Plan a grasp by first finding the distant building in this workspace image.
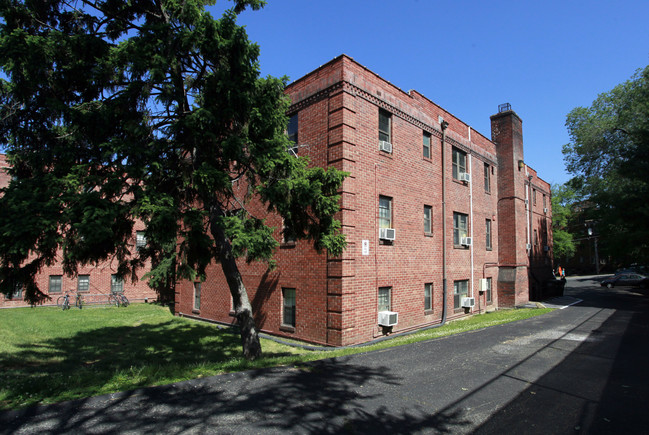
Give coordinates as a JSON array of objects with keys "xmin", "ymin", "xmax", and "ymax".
[
  {"xmin": 174, "ymin": 55, "xmax": 554, "ymax": 346},
  {"xmin": 0, "ymin": 154, "xmax": 158, "ymax": 308}
]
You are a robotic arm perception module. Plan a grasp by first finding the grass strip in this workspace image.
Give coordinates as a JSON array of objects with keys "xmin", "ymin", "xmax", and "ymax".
[{"xmin": 0, "ymin": 304, "xmax": 551, "ymax": 410}]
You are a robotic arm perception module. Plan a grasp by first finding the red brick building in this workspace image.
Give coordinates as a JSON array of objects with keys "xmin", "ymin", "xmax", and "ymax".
[
  {"xmin": 174, "ymin": 55, "xmax": 554, "ymax": 346},
  {"xmin": 0, "ymin": 154, "xmax": 158, "ymax": 308}
]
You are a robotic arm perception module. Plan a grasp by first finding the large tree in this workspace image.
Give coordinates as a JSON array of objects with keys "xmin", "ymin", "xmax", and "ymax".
[
  {"xmin": 550, "ymin": 182, "xmax": 577, "ymax": 263},
  {"xmin": 0, "ymin": 0, "xmax": 346, "ymax": 360},
  {"xmin": 564, "ymin": 65, "xmax": 649, "ymax": 265}
]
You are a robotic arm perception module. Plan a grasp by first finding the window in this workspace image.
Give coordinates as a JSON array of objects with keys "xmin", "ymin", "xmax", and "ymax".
[
  {"xmin": 193, "ymin": 282, "xmax": 201, "ymax": 311},
  {"xmin": 533, "ymin": 189, "xmax": 537, "ymax": 205},
  {"xmin": 485, "ymin": 278, "xmax": 493, "ymax": 303},
  {"xmin": 136, "ymin": 231, "xmax": 146, "ymax": 250},
  {"xmin": 282, "ymin": 288, "xmax": 296, "ymax": 327},
  {"xmin": 486, "ymin": 219, "xmax": 492, "ymax": 250},
  {"xmin": 8, "ymin": 281, "xmax": 22, "ymax": 300},
  {"xmin": 49, "ymin": 275, "xmax": 62, "ymax": 294},
  {"xmin": 484, "ymin": 163, "xmax": 491, "ymax": 193},
  {"xmin": 111, "ymin": 275, "xmax": 124, "ymax": 294},
  {"xmin": 379, "ymin": 196, "xmax": 392, "ymax": 229},
  {"xmin": 378, "ymin": 287, "xmax": 391, "ymax": 312},
  {"xmin": 282, "ymin": 219, "xmax": 296, "ymax": 244},
  {"xmin": 452, "ymin": 148, "xmax": 467, "ymax": 180},
  {"xmin": 543, "ymin": 194, "xmax": 547, "ymax": 209},
  {"xmin": 534, "ymin": 229, "xmax": 538, "ymax": 246},
  {"xmin": 424, "ymin": 205, "xmax": 432, "ymax": 234},
  {"xmin": 423, "ymin": 131, "xmax": 431, "ymax": 158},
  {"xmin": 453, "ymin": 212, "xmax": 468, "ymax": 246},
  {"xmin": 379, "ymin": 109, "xmax": 391, "ymax": 143},
  {"xmin": 78, "ymin": 275, "xmax": 90, "ymax": 293},
  {"xmin": 424, "ymin": 283, "xmax": 433, "ymax": 311},
  {"xmin": 287, "ymin": 114, "xmax": 298, "ymax": 144},
  {"xmin": 453, "ymin": 280, "xmax": 469, "ymax": 309},
  {"xmin": 287, "ymin": 114, "xmax": 298, "ymax": 155}
]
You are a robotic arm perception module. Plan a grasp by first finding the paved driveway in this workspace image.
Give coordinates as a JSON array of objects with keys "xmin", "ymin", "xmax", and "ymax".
[{"xmin": 2, "ymin": 277, "xmax": 648, "ymax": 434}]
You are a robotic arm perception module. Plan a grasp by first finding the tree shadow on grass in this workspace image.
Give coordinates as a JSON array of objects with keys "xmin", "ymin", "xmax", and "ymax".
[{"xmin": 0, "ymin": 319, "xmax": 296, "ymax": 410}]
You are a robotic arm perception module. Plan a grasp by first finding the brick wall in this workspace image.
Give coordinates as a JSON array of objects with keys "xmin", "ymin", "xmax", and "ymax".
[
  {"xmin": 0, "ymin": 154, "xmax": 158, "ymax": 308},
  {"xmin": 178, "ymin": 55, "xmax": 553, "ymax": 346}
]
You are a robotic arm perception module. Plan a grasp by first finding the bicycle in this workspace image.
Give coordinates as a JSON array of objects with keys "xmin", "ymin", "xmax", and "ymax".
[
  {"xmin": 57, "ymin": 293, "xmax": 71, "ymax": 310},
  {"xmin": 76, "ymin": 293, "xmax": 84, "ymax": 309},
  {"xmin": 57, "ymin": 292, "xmax": 83, "ymax": 310},
  {"xmin": 108, "ymin": 292, "xmax": 129, "ymax": 307}
]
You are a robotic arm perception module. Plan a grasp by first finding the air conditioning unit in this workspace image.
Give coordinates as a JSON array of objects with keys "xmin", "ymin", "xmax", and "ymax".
[
  {"xmin": 461, "ymin": 297, "xmax": 475, "ymax": 308},
  {"xmin": 459, "ymin": 172, "xmax": 471, "ymax": 183},
  {"xmin": 544, "ymin": 245, "xmax": 550, "ymax": 252},
  {"xmin": 379, "ymin": 227, "xmax": 396, "ymax": 241},
  {"xmin": 378, "ymin": 311, "xmax": 398, "ymax": 326},
  {"xmin": 379, "ymin": 140, "xmax": 393, "ymax": 153},
  {"xmin": 526, "ymin": 243, "xmax": 532, "ymax": 250},
  {"xmin": 479, "ymin": 278, "xmax": 489, "ymax": 292},
  {"xmin": 543, "ymin": 207, "xmax": 549, "ymax": 213},
  {"xmin": 460, "ymin": 236, "xmax": 472, "ymax": 246}
]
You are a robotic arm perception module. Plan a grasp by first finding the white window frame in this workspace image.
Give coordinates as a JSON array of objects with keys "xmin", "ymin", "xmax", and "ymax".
[
  {"xmin": 49, "ymin": 275, "xmax": 62, "ymax": 294},
  {"xmin": 453, "ymin": 280, "xmax": 469, "ymax": 309},
  {"xmin": 378, "ymin": 286, "xmax": 392, "ymax": 312},
  {"xmin": 486, "ymin": 277, "xmax": 493, "ymax": 303},
  {"xmin": 282, "ymin": 287, "xmax": 296, "ymax": 327},
  {"xmin": 379, "ymin": 109, "xmax": 391, "ymax": 143},
  {"xmin": 452, "ymin": 148, "xmax": 467, "ymax": 180},
  {"xmin": 111, "ymin": 274, "xmax": 124, "ymax": 294},
  {"xmin": 78, "ymin": 275, "xmax": 90, "ymax": 293},
  {"xmin": 486, "ymin": 219, "xmax": 492, "ymax": 250},
  {"xmin": 453, "ymin": 212, "xmax": 468, "ymax": 246},
  {"xmin": 193, "ymin": 282, "xmax": 201, "ymax": 311},
  {"xmin": 379, "ymin": 196, "xmax": 392, "ymax": 229},
  {"xmin": 423, "ymin": 131, "xmax": 431, "ymax": 159},
  {"xmin": 424, "ymin": 205, "xmax": 432, "ymax": 234},
  {"xmin": 424, "ymin": 283, "xmax": 433, "ymax": 311},
  {"xmin": 136, "ymin": 231, "xmax": 146, "ymax": 250}
]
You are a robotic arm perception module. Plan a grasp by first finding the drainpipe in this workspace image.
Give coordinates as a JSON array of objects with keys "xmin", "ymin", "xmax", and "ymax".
[
  {"xmin": 525, "ymin": 169, "xmax": 534, "ymax": 261},
  {"xmin": 468, "ymin": 128, "xmax": 474, "ymax": 309},
  {"xmin": 441, "ymin": 120, "xmax": 449, "ymax": 325}
]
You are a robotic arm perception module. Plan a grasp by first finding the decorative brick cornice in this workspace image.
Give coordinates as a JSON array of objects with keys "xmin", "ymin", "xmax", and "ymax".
[
  {"xmin": 288, "ymin": 79, "xmax": 498, "ymax": 166},
  {"xmin": 288, "ymin": 82, "xmax": 344, "ymax": 114}
]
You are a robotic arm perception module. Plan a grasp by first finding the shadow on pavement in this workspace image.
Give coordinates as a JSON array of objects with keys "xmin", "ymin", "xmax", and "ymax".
[
  {"xmin": 1, "ymin": 356, "xmax": 474, "ymax": 434},
  {"xmin": 471, "ymin": 279, "xmax": 649, "ymax": 434}
]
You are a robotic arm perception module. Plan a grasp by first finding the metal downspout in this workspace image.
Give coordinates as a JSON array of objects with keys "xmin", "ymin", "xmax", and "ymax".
[{"xmin": 441, "ymin": 120, "xmax": 449, "ymax": 325}]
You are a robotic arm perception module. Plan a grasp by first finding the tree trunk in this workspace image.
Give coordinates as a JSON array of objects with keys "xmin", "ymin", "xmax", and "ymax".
[{"xmin": 209, "ymin": 203, "xmax": 262, "ymax": 360}]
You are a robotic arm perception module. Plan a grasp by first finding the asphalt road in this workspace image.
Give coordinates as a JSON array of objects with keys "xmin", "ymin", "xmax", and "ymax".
[{"xmin": 2, "ymin": 276, "xmax": 648, "ymax": 434}]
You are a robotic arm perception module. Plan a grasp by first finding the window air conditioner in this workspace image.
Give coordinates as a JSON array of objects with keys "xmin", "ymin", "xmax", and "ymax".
[
  {"xmin": 379, "ymin": 140, "xmax": 393, "ymax": 153},
  {"xmin": 461, "ymin": 297, "xmax": 475, "ymax": 308},
  {"xmin": 460, "ymin": 236, "xmax": 472, "ymax": 246},
  {"xmin": 379, "ymin": 227, "xmax": 396, "ymax": 241},
  {"xmin": 378, "ymin": 311, "xmax": 398, "ymax": 326},
  {"xmin": 479, "ymin": 278, "xmax": 489, "ymax": 292},
  {"xmin": 526, "ymin": 243, "xmax": 532, "ymax": 250},
  {"xmin": 459, "ymin": 172, "xmax": 471, "ymax": 183},
  {"xmin": 544, "ymin": 208, "xmax": 548, "ymax": 213}
]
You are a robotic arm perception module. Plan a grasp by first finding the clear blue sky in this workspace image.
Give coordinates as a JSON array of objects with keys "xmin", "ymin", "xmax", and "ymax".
[{"xmin": 211, "ymin": 0, "xmax": 649, "ymax": 186}]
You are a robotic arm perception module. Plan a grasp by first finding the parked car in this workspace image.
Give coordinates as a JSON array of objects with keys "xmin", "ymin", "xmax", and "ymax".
[{"xmin": 600, "ymin": 273, "xmax": 649, "ymax": 289}]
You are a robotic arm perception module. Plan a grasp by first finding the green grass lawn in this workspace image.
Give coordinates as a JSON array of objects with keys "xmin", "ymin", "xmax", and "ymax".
[{"xmin": 0, "ymin": 303, "xmax": 552, "ymax": 410}]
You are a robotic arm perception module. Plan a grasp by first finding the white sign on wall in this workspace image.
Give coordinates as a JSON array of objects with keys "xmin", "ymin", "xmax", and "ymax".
[{"xmin": 362, "ymin": 240, "xmax": 370, "ymax": 256}]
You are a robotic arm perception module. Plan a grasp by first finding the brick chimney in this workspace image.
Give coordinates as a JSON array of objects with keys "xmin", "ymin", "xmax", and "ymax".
[{"xmin": 491, "ymin": 106, "xmax": 530, "ymax": 307}]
